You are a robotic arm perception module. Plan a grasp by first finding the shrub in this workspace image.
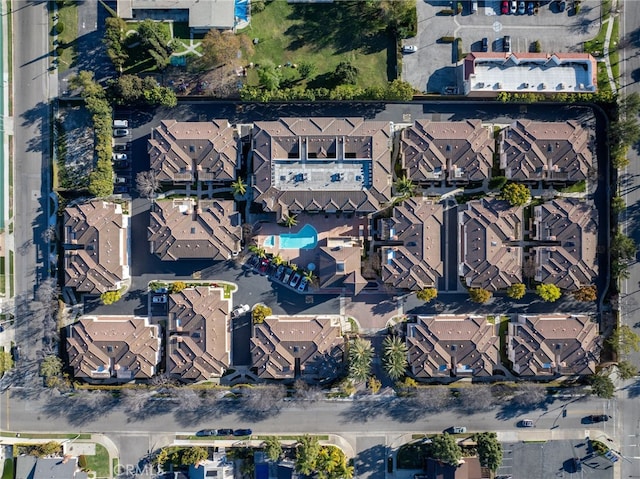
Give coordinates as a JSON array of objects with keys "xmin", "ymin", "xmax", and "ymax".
[
  {"xmin": 533, "ymin": 40, "xmax": 542, "ymax": 53},
  {"xmin": 169, "ymin": 281, "xmax": 187, "ymax": 294},
  {"xmin": 100, "ymin": 289, "xmax": 122, "ymax": 305},
  {"xmin": 440, "ymin": 36, "xmax": 455, "ymax": 43},
  {"xmin": 55, "ymin": 22, "xmax": 64, "ymax": 35},
  {"xmin": 252, "ymin": 304, "xmax": 272, "ymax": 324},
  {"xmin": 251, "ymin": 0, "xmax": 266, "ymax": 12}
]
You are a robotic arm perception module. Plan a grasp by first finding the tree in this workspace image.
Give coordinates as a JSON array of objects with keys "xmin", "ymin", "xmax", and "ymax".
[
  {"xmin": 368, "ymin": 376, "xmax": 382, "ymax": 394},
  {"xmin": 296, "ymin": 435, "xmax": 321, "ymax": 475},
  {"xmin": 501, "ymin": 182, "xmax": 531, "ymax": 206},
  {"xmin": 469, "ymin": 287, "xmax": 492, "ymax": 303},
  {"xmin": 488, "ymin": 176, "xmax": 507, "ymax": 190},
  {"xmin": 120, "ymin": 388, "xmax": 154, "ymax": 414},
  {"xmin": 298, "ymin": 61, "xmax": 317, "ymax": 79},
  {"xmin": 171, "ymin": 387, "xmax": 201, "ymax": 412},
  {"xmin": 180, "ymin": 447, "xmax": 208, "ymax": 466},
  {"xmin": 612, "ymin": 196, "xmax": 626, "ymax": 214},
  {"xmin": 348, "ymin": 338, "xmax": 374, "ymax": 383},
  {"xmin": 257, "ymin": 60, "xmax": 283, "ymax": 91},
  {"xmin": 316, "ymin": 446, "xmax": 353, "ymax": 479},
  {"xmin": 536, "ymin": 283, "xmax": 561, "ymax": 302},
  {"xmin": 200, "ymin": 29, "xmax": 241, "ymax": 68},
  {"xmin": 284, "ymin": 214, "xmax": 298, "ymax": 229},
  {"xmin": 333, "ymin": 61, "xmax": 359, "ymax": 85},
  {"xmin": 248, "ymin": 245, "xmax": 267, "ymax": 259},
  {"xmin": 100, "ymin": 289, "xmax": 122, "ymax": 305},
  {"xmin": 394, "ymin": 176, "xmax": 416, "ymax": 197},
  {"xmin": 511, "ymin": 383, "xmax": 546, "ymax": 406},
  {"xmin": 231, "ymin": 177, "xmax": 247, "ymax": 196},
  {"xmin": 416, "ymin": 288, "xmax": 437, "ymax": 303},
  {"xmin": 612, "ymin": 232, "xmax": 637, "ymax": 261},
  {"xmin": 430, "ymin": 433, "xmax": 462, "ymax": 466},
  {"xmin": 263, "ymin": 436, "xmax": 282, "ymax": 462},
  {"xmin": 36, "ymin": 277, "xmax": 59, "ymax": 303},
  {"xmin": 475, "ymin": 432, "xmax": 503, "ymax": 471},
  {"xmin": 612, "ymin": 118, "xmax": 640, "ymax": 147},
  {"xmin": 272, "ymin": 255, "xmax": 285, "ymax": 266},
  {"xmin": 252, "ymin": 304, "xmax": 272, "ymax": 323},
  {"xmin": 612, "ymin": 259, "xmax": 631, "ymax": 280},
  {"xmin": 617, "ymin": 360, "xmax": 638, "ymax": 380},
  {"xmin": 590, "ymin": 373, "xmax": 615, "ymax": 398},
  {"xmin": 32, "ymin": 442, "xmax": 62, "ymax": 458},
  {"xmin": 143, "ymin": 85, "xmax": 177, "ymax": 107},
  {"xmin": 382, "ymin": 335, "xmax": 408, "ymax": 380},
  {"xmin": 385, "ymin": 79, "xmax": 415, "ymax": 101},
  {"xmin": 136, "ymin": 171, "xmax": 161, "ymax": 198},
  {"xmin": 242, "ymin": 385, "xmax": 286, "ymax": 414},
  {"xmin": 532, "ymin": 40, "xmax": 542, "ymax": 52},
  {"xmin": 104, "ymin": 17, "xmax": 128, "ymax": 70},
  {"xmin": 607, "ymin": 324, "xmax": 640, "ymax": 355},
  {"xmin": 621, "ymin": 92, "xmax": 640, "ymax": 116},
  {"xmin": 573, "ymin": 285, "xmax": 597, "ymax": 302},
  {"xmin": 40, "ymin": 355, "xmax": 62, "ymax": 378},
  {"xmin": 169, "ymin": 281, "xmax": 187, "ymax": 294},
  {"xmin": 456, "ymin": 385, "xmax": 494, "ymax": 413},
  {"xmin": 506, "ymin": 283, "xmax": 526, "ymax": 300}
]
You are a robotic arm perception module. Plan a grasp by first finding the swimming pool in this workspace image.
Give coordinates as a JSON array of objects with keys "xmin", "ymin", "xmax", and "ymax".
[
  {"xmin": 280, "ymin": 224, "xmax": 319, "ymax": 250},
  {"xmin": 263, "ymin": 235, "xmax": 275, "ymax": 248}
]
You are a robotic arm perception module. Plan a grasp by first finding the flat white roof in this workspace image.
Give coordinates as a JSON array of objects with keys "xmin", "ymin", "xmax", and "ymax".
[{"xmin": 118, "ymin": 0, "xmax": 235, "ymax": 29}]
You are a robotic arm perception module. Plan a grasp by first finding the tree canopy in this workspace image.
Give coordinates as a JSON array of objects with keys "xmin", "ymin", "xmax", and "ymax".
[
  {"xmin": 100, "ymin": 289, "xmax": 122, "ymax": 305},
  {"xmin": 382, "ymin": 335, "xmax": 408, "ymax": 380},
  {"xmin": 252, "ymin": 304, "xmax": 272, "ymax": 324},
  {"xmin": 590, "ymin": 373, "xmax": 615, "ymax": 398},
  {"xmin": 296, "ymin": 435, "xmax": 321, "ymax": 475},
  {"xmin": 416, "ymin": 288, "xmax": 437, "ymax": 303},
  {"xmin": 573, "ymin": 285, "xmax": 597, "ymax": 302},
  {"xmin": 348, "ymin": 338, "xmax": 374, "ymax": 383},
  {"xmin": 475, "ymin": 432, "xmax": 503, "ymax": 471},
  {"xmin": 607, "ymin": 325, "xmax": 640, "ymax": 355},
  {"xmin": 536, "ymin": 283, "xmax": 561, "ymax": 302},
  {"xmin": 263, "ymin": 436, "xmax": 283, "ymax": 462},
  {"xmin": 501, "ymin": 182, "xmax": 531, "ymax": 206},
  {"xmin": 469, "ymin": 288, "xmax": 492, "ymax": 303},
  {"xmin": 430, "ymin": 433, "xmax": 462, "ymax": 466},
  {"xmin": 506, "ymin": 283, "xmax": 526, "ymax": 300}
]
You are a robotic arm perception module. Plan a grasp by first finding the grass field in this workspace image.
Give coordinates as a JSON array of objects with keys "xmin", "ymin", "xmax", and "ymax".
[
  {"xmin": 51, "ymin": 2, "xmax": 78, "ymax": 74},
  {"xmin": 238, "ymin": 1, "xmax": 391, "ymax": 90},
  {"xmin": 123, "ymin": 21, "xmax": 172, "ymax": 74},
  {"xmin": 85, "ymin": 444, "xmax": 111, "ymax": 479},
  {"xmin": 1, "ymin": 459, "xmax": 13, "ymax": 479},
  {"xmin": 610, "ymin": 17, "xmax": 620, "ymax": 87}
]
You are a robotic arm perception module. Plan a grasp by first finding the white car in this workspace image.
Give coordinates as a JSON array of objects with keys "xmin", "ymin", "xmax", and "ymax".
[
  {"xmin": 510, "ymin": 0, "xmax": 517, "ymax": 13},
  {"xmin": 402, "ymin": 45, "xmax": 418, "ymax": 53},
  {"xmin": 520, "ymin": 419, "xmax": 534, "ymax": 427},
  {"xmin": 112, "ymin": 153, "xmax": 127, "ymax": 161},
  {"xmin": 152, "ymin": 294, "xmax": 167, "ymax": 303},
  {"xmin": 289, "ymin": 272, "xmax": 301, "ymax": 287},
  {"xmin": 298, "ymin": 277, "xmax": 309, "ymax": 292},
  {"xmin": 231, "ymin": 304, "xmax": 250, "ymax": 318}
]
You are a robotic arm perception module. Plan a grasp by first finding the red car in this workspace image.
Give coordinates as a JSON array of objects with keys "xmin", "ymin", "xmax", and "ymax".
[
  {"xmin": 501, "ymin": 0, "xmax": 509, "ymax": 13},
  {"xmin": 258, "ymin": 259, "xmax": 270, "ymax": 274}
]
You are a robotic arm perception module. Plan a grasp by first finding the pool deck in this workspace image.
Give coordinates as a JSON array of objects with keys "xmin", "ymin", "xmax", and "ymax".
[{"xmin": 255, "ymin": 213, "xmax": 369, "ymax": 269}]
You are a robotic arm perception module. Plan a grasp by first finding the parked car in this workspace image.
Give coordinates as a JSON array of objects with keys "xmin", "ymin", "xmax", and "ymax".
[
  {"xmin": 451, "ymin": 426, "xmax": 467, "ymax": 434},
  {"xmin": 503, "ymin": 35, "xmax": 511, "ymax": 52},
  {"xmin": 527, "ymin": 1, "xmax": 534, "ymax": 14},
  {"xmin": 558, "ymin": 0, "xmax": 566, "ymax": 12},
  {"xmin": 520, "ymin": 419, "xmax": 534, "ymax": 427},
  {"xmin": 112, "ymin": 153, "xmax": 127, "ymax": 161},
  {"xmin": 113, "ymin": 128, "xmax": 129, "ymax": 137},
  {"xmin": 11, "ymin": 345, "xmax": 20, "ymax": 362},
  {"xmin": 275, "ymin": 265, "xmax": 285, "ymax": 281},
  {"xmin": 216, "ymin": 429, "xmax": 233, "ymax": 436},
  {"xmin": 402, "ymin": 45, "xmax": 417, "ymax": 53},
  {"xmin": 114, "ymin": 185, "xmax": 129, "ymax": 194},
  {"xmin": 588, "ymin": 414, "xmax": 609, "ymax": 423},
  {"xmin": 501, "ymin": 0, "xmax": 509, "ymax": 14},
  {"xmin": 113, "ymin": 119, "xmax": 129, "ymax": 128},
  {"xmin": 113, "ymin": 160, "xmax": 130, "ymax": 170},
  {"xmin": 247, "ymin": 256, "xmax": 259, "ymax": 268},
  {"xmin": 258, "ymin": 259, "xmax": 270, "ymax": 274},
  {"xmin": 298, "ymin": 276, "xmax": 309, "ymax": 292},
  {"xmin": 154, "ymin": 287, "xmax": 168, "ymax": 294},
  {"xmin": 481, "ymin": 37, "xmax": 488, "ymax": 52},
  {"xmin": 152, "ymin": 295, "xmax": 167, "ymax": 303},
  {"xmin": 114, "ymin": 177, "xmax": 128, "ymax": 184},
  {"xmin": 196, "ymin": 429, "xmax": 216, "ymax": 437},
  {"xmin": 233, "ymin": 429, "xmax": 252, "ymax": 437},
  {"xmin": 231, "ymin": 304, "xmax": 250, "ymax": 318},
  {"xmin": 282, "ymin": 268, "xmax": 293, "ymax": 284},
  {"xmin": 510, "ymin": 0, "xmax": 517, "ymax": 13},
  {"xmin": 518, "ymin": 1, "xmax": 525, "ymax": 14},
  {"xmin": 289, "ymin": 272, "xmax": 301, "ymax": 287},
  {"xmin": 113, "ymin": 143, "xmax": 130, "ymax": 152}
]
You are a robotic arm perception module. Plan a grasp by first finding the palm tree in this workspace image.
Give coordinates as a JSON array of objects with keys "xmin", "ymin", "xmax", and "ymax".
[
  {"xmin": 382, "ymin": 335, "xmax": 408, "ymax": 380},
  {"xmin": 290, "ymin": 263, "xmax": 298, "ymax": 272},
  {"xmin": 248, "ymin": 244, "xmax": 267, "ymax": 259},
  {"xmin": 303, "ymin": 270, "xmax": 318, "ymax": 287},
  {"xmin": 284, "ymin": 214, "xmax": 298, "ymax": 229},
  {"xmin": 394, "ymin": 176, "xmax": 416, "ymax": 197},
  {"xmin": 272, "ymin": 255, "xmax": 285, "ymax": 266},
  {"xmin": 348, "ymin": 338, "xmax": 374, "ymax": 383},
  {"xmin": 231, "ymin": 177, "xmax": 247, "ymax": 196}
]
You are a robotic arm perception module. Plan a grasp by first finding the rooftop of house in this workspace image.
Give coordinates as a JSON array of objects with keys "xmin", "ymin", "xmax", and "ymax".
[
  {"xmin": 381, "ymin": 198, "xmax": 444, "ymax": 291},
  {"xmin": 401, "ymin": 119, "xmax": 495, "ymax": 183},
  {"xmin": 167, "ymin": 286, "xmax": 231, "ymax": 381},
  {"xmin": 407, "ymin": 314, "xmax": 500, "ymax": 378},
  {"xmin": 464, "ymin": 52, "xmax": 597, "ymax": 94},
  {"xmin": 16, "ymin": 456, "xmax": 88, "ymax": 479},
  {"xmin": 318, "ymin": 239, "xmax": 367, "ymax": 295},
  {"xmin": 148, "ymin": 198, "xmax": 242, "ymax": 261},
  {"xmin": 533, "ymin": 198, "xmax": 598, "ymax": 291},
  {"xmin": 63, "ymin": 199, "xmax": 129, "ymax": 295},
  {"xmin": 499, "ymin": 119, "xmax": 594, "ymax": 182},
  {"xmin": 458, "ymin": 198, "xmax": 523, "ymax": 291},
  {"xmin": 252, "ymin": 118, "xmax": 393, "ymax": 219},
  {"xmin": 67, "ymin": 315, "xmax": 161, "ymax": 381},
  {"xmin": 117, "ymin": 0, "xmax": 236, "ymax": 30},
  {"xmin": 508, "ymin": 313, "xmax": 600, "ymax": 376},
  {"xmin": 148, "ymin": 120, "xmax": 238, "ymax": 183},
  {"xmin": 251, "ymin": 315, "xmax": 345, "ymax": 381}
]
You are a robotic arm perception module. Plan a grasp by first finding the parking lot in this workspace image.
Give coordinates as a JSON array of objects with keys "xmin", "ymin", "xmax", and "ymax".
[
  {"xmin": 403, "ymin": 0, "xmax": 602, "ymax": 93},
  {"xmin": 112, "ymin": 119, "xmax": 133, "ymax": 196}
]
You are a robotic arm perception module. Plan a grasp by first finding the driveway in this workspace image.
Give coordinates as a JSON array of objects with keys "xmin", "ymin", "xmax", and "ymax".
[{"xmin": 403, "ymin": 0, "xmax": 602, "ymax": 93}]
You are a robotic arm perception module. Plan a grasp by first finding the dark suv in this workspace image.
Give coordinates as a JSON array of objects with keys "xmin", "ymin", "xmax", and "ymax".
[{"xmin": 589, "ymin": 414, "xmax": 609, "ymax": 423}]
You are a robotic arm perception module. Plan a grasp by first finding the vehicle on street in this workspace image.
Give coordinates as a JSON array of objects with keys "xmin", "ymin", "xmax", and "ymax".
[
  {"xmin": 501, "ymin": 1, "xmax": 509, "ymax": 14},
  {"xmin": 233, "ymin": 429, "xmax": 252, "ymax": 437},
  {"xmin": 113, "ymin": 160, "xmax": 130, "ymax": 170},
  {"xmin": 258, "ymin": 259, "xmax": 270, "ymax": 274},
  {"xmin": 510, "ymin": 0, "xmax": 517, "ymax": 13},
  {"xmin": 113, "ymin": 143, "xmax": 130, "ymax": 152},
  {"xmin": 114, "ymin": 185, "xmax": 129, "ymax": 194},
  {"xmin": 113, "ymin": 119, "xmax": 129, "ymax": 128},
  {"xmin": 289, "ymin": 272, "xmax": 301, "ymax": 288},
  {"xmin": 588, "ymin": 414, "xmax": 609, "ymax": 423},
  {"xmin": 481, "ymin": 37, "xmax": 488, "ymax": 52},
  {"xmin": 275, "ymin": 265, "xmax": 285, "ymax": 280},
  {"xmin": 402, "ymin": 45, "xmax": 418, "ymax": 53},
  {"xmin": 503, "ymin": 35, "xmax": 511, "ymax": 52},
  {"xmin": 113, "ymin": 128, "xmax": 130, "ymax": 137},
  {"xmin": 298, "ymin": 276, "xmax": 309, "ymax": 292},
  {"xmin": 518, "ymin": 1, "xmax": 525, "ymax": 14},
  {"xmin": 519, "ymin": 419, "xmax": 534, "ymax": 427},
  {"xmin": 196, "ymin": 429, "xmax": 216, "ymax": 437},
  {"xmin": 216, "ymin": 429, "xmax": 233, "ymax": 436},
  {"xmin": 451, "ymin": 426, "xmax": 467, "ymax": 434},
  {"xmin": 282, "ymin": 268, "xmax": 293, "ymax": 284},
  {"xmin": 152, "ymin": 295, "xmax": 167, "ymax": 303},
  {"xmin": 231, "ymin": 304, "xmax": 250, "ymax": 318},
  {"xmin": 112, "ymin": 153, "xmax": 127, "ymax": 161},
  {"xmin": 11, "ymin": 345, "xmax": 20, "ymax": 362}
]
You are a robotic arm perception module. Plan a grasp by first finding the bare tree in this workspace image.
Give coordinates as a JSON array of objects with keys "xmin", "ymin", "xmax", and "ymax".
[
  {"xmin": 512, "ymin": 383, "xmax": 546, "ymax": 407},
  {"xmin": 42, "ymin": 225, "xmax": 57, "ymax": 242},
  {"xmin": 171, "ymin": 387, "xmax": 202, "ymax": 412},
  {"xmin": 151, "ymin": 373, "xmax": 178, "ymax": 387},
  {"xmin": 412, "ymin": 386, "xmax": 452, "ymax": 412},
  {"xmin": 242, "ymin": 385, "xmax": 286, "ymax": 415},
  {"xmin": 36, "ymin": 278, "xmax": 59, "ymax": 304},
  {"xmin": 456, "ymin": 385, "xmax": 495, "ymax": 413},
  {"xmin": 120, "ymin": 388, "xmax": 155, "ymax": 414},
  {"xmin": 136, "ymin": 171, "xmax": 161, "ymax": 199},
  {"xmin": 291, "ymin": 379, "xmax": 323, "ymax": 405},
  {"xmin": 523, "ymin": 257, "xmax": 537, "ymax": 279}
]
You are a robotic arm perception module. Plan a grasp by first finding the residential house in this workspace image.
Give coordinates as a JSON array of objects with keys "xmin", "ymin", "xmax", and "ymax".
[
  {"xmin": 380, "ymin": 198, "xmax": 444, "ymax": 291},
  {"xmin": 189, "ymin": 452, "xmax": 234, "ymax": 479},
  {"xmin": 64, "ymin": 200, "xmax": 130, "ymax": 295},
  {"xmin": 148, "ymin": 198, "xmax": 242, "ymax": 260},
  {"xmin": 425, "ymin": 457, "xmax": 489, "ymax": 479},
  {"xmin": 317, "ymin": 237, "xmax": 367, "ymax": 295},
  {"xmin": 16, "ymin": 456, "xmax": 88, "ymax": 479},
  {"xmin": 148, "ymin": 120, "xmax": 239, "ymax": 184},
  {"xmin": 458, "ymin": 198, "xmax": 523, "ymax": 291},
  {"xmin": 508, "ymin": 314, "xmax": 600, "ymax": 376},
  {"xmin": 499, "ymin": 119, "xmax": 594, "ymax": 183},
  {"xmin": 532, "ymin": 198, "xmax": 598, "ymax": 291},
  {"xmin": 400, "ymin": 119, "xmax": 494, "ymax": 184},
  {"xmin": 117, "ymin": 0, "xmax": 236, "ymax": 31},
  {"xmin": 251, "ymin": 315, "xmax": 345, "ymax": 382},
  {"xmin": 252, "ymin": 118, "xmax": 393, "ymax": 220},
  {"xmin": 407, "ymin": 315, "xmax": 500, "ymax": 379},
  {"xmin": 67, "ymin": 315, "xmax": 161, "ymax": 381},
  {"xmin": 166, "ymin": 286, "xmax": 231, "ymax": 382},
  {"xmin": 463, "ymin": 52, "xmax": 597, "ymax": 96},
  {"xmin": 254, "ymin": 451, "xmax": 297, "ymax": 479}
]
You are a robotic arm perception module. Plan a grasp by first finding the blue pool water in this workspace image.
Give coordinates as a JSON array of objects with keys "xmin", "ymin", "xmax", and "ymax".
[
  {"xmin": 235, "ymin": 0, "xmax": 249, "ymax": 21},
  {"xmin": 280, "ymin": 224, "xmax": 318, "ymax": 250},
  {"xmin": 264, "ymin": 235, "xmax": 275, "ymax": 247}
]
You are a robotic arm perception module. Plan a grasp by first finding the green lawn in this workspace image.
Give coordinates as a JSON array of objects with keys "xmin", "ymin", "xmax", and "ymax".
[
  {"xmin": 238, "ymin": 1, "xmax": 391, "ymax": 89},
  {"xmin": 51, "ymin": 2, "xmax": 78, "ymax": 73},
  {"xmin": 1, "ymin": 459, "xmax": 13, "ymax": 479},
  {"xmin": 85, "ymin": 444, "xmax": 111, "ymax": 479},
  {"xmin": 122, "ymin": 21, "xmax": 173, "ymax": 73},
  {"xmin": 560, "ymin": 180, "xmax": 586, "ymax": 193},
  {"xmin": 610, "ymin": 17, "xmax": 620, "ymax": 87}
]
